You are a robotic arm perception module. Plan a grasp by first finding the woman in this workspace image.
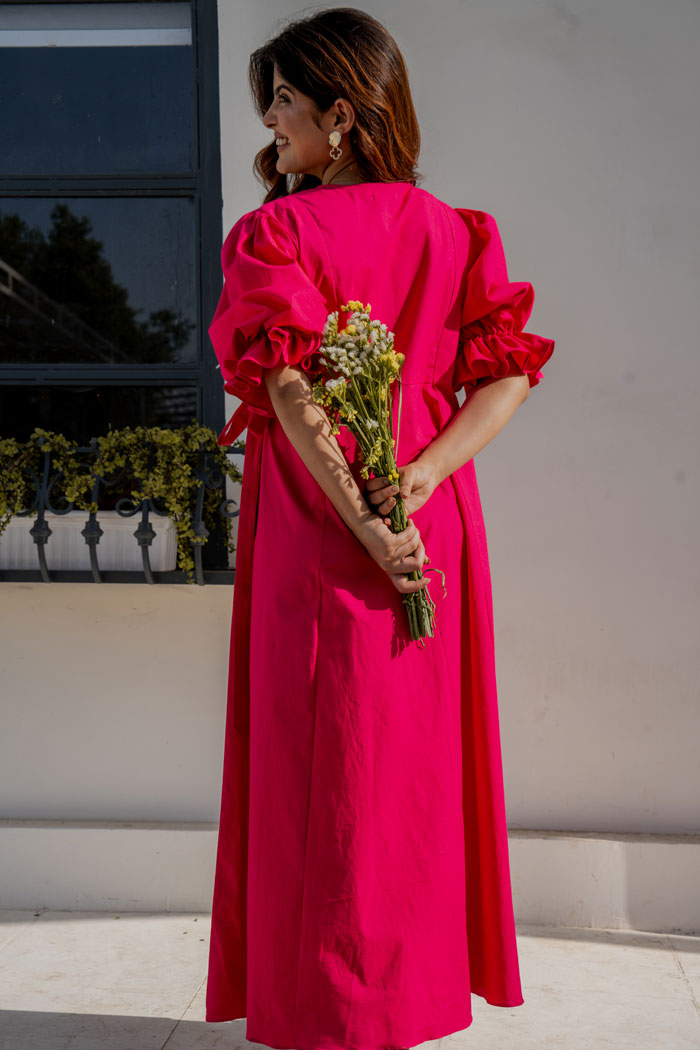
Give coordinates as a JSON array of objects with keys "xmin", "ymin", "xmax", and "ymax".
[{"xmin": 206, "ymin": 8, "xmax": 555, "ymax": 1049}]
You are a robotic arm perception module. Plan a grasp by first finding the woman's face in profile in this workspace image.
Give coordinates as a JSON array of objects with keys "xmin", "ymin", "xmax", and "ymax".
[{"xmin": 263, "ymin": 64, "xmax": 353, "ymax": 180}]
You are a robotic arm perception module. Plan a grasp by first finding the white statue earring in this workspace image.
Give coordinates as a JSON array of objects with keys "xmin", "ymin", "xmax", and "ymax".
[{"xmin": 329, "ymin": 130, "xmax": 342, "ymax": 160}]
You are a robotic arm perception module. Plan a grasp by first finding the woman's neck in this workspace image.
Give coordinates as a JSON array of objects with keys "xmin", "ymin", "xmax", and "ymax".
[{"xmin": 323, "ymin": 159, "xmax": 367, "ymax": 186}]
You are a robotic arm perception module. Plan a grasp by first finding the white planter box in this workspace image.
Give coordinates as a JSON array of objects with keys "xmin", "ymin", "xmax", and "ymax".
[{"xmin": 0, "ymin": 510, "xmax": 178, "ymax": 572}]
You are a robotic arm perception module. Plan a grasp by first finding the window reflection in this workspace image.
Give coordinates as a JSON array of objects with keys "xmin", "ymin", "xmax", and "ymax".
[
  {"xmin": 0, "ymin": 2, "xmax": 215, "ymax": 447},
  {"xmin": 0, "ymin": 198, "xmax": 197, "ymax": 365},
  {"xmin": 0, "ymin": 3, "xmax": 193, "ymax": 174},
  {"xmin": 0, "ymin": 385, "xmax": 198, "ymax": 444}
]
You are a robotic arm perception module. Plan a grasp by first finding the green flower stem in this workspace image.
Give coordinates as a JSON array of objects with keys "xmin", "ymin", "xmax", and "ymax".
[{"xmin": 376, "ymin": 449, "xmax": 438, "ymax": 646}]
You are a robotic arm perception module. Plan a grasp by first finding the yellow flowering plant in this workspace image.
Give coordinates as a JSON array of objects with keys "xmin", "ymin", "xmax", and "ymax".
[{"xmin": 311, "ymin": 300, "xmax": 445, "ymax": 644}]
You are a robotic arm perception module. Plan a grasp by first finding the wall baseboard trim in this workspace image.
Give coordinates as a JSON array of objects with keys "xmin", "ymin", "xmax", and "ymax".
[
  {"xmin": 1, "ymin": 824, "xmax": 698, "ymax": 933},
  {"xmin": 508, "ymin": 828, "xmax": 700, "ymax": 934}
]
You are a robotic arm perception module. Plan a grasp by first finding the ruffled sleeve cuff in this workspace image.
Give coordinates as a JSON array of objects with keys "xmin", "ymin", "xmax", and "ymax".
[
  {"xmin": 453, "ymin": 208, "xmax": 556, "ymax": 394},
  {"xmin": 454, "ymin": 307, "xmax": 556, "ymax": 392},
  {"xmin": 208, "ymin": 207, "xmax": 330, "ymax": 419}
]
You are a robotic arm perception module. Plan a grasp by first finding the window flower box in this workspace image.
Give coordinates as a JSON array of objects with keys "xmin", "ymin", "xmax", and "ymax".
[
  {"xmin": 0, "ymin": 424, "xmax": 243, "ymax": 584},
  {"xmin": 0, "ymin": 510, "xmax": 178, "ymax": 573}
]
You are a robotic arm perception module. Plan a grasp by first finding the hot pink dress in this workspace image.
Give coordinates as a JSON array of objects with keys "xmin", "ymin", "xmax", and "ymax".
[{"xmin": 206, "ymin": 180, "xmax": 555, "ymax": 1050}]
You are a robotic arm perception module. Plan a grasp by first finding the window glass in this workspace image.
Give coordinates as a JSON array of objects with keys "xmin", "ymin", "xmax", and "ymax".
[
  {"xmin": 0, "ymin": 3, "xmax": 194, "ymax": 174},
  {"xmin": 0, "ymin": 1, "xmax": 220, "ymax": 454},
  {"xmin": 0, "ymin": 197, "xmax": 197, "ymax": 365},
  {"xmin": 1, "ymin": 384, "xmax": 198, "ymax": 444}
]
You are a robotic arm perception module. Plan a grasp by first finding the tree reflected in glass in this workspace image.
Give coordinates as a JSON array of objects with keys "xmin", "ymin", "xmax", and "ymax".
[{"xmin": 0, "ymin": 201, "xmax": 195, "ymax": 364}]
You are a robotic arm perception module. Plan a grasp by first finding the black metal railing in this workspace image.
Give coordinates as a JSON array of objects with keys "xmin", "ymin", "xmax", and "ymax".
[{"xmin": 0, "ymin": 438, "xmax": 244, "ymax": 586}]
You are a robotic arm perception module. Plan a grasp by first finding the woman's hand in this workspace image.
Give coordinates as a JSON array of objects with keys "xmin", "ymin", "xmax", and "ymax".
[
  {"xmin": 354, "ymin": 515, "xmax": 430, "ymax": 595},
  {"xmin": 364, "ymin": 458, "xmax": 440, "ymax": 519}
]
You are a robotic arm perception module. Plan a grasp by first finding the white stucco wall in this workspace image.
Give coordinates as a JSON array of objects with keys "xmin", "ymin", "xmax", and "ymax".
[
  {"xmin": 215, "ymin": 0, "xmax": 700, "ymax": 836},
  {"xmin": 0, "ymin": 583, "xmax": 232, "ymax": 822},
  {"xmin": 1, "ymin": 0, "xmax": 698, "ymax": 876}
]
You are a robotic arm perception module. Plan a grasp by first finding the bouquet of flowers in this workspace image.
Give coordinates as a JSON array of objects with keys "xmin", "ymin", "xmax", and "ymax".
[{"xmin": 311, "ymin": 300, "xmax": 445, "ymax": 645}]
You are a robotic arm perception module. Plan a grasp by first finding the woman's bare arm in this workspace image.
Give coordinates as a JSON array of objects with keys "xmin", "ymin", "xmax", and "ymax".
[
  {"xmin": 366, "ymin": 374, "xmax": 531, "ymax": 517},
  {"xmin": 418, "ymin": 374, "xmax": 530, "ymax": 484},
  {"xmin": 263, "ymin": 361, "xmax": 430, "ymax": 594}
]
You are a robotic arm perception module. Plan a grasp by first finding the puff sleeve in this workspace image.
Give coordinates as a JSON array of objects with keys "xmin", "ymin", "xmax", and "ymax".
[
  {"xmin": 452, "ymin": 208, "xmax": 555, "ymax": 393},
  {"xmin": 208, "ymin": 207, "xmax": 330, "ymax": 417}
]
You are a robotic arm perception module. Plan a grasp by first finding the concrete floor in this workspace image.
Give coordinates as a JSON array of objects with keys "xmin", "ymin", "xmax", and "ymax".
[{"xmin": 0, "ymin": 911, "xmax": 699, "ymax": 1050}]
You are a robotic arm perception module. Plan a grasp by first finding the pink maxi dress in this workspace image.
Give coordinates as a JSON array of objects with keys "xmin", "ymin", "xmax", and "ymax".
[{"xmin": 206, "ymin": 180, "xmax": 555, "ymax": 1050}]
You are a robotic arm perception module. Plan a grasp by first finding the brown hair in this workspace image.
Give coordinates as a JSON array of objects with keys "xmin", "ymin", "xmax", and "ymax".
[{"xmin": 247, "ymin": 7, "xmax": 423, "ymax": 201}]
